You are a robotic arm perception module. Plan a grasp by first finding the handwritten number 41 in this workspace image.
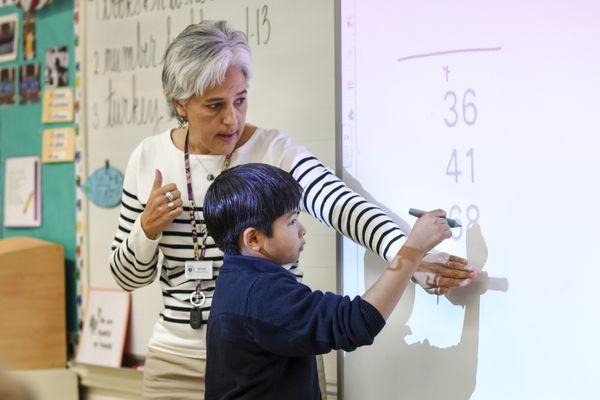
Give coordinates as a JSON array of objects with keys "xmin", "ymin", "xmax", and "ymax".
[{"xmin": 446, "ymin": 148, "xmax": 474, "ymax": 184}]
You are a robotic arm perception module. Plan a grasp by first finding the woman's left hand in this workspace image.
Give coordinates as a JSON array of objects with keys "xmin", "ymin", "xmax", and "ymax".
[{"xmin": 412, "ymin": 252, "xmax": 475, "ymax": 295}]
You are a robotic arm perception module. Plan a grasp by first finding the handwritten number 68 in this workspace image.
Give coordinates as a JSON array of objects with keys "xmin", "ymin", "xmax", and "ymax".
[{"xmin": 448, "ymin": 204, "xmax": 479, "ymax": 240}]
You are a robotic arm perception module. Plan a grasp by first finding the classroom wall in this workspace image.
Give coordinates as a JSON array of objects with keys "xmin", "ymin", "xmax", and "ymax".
[
  {"xmin": 0, "ymin": 0, "xmax": 78, "ymax": 348},
  {"xmin": 80, "ymin": 0, "xmax": 337, "ymax": 387},
  {"xmin": 2, "ymin": 1, "xmax": 339, "ymax": 395}
]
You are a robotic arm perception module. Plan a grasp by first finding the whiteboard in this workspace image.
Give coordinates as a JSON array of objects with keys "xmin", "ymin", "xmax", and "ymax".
[
  {"xmin": 340, "ymin": 0, "xmax": 600, "ymax": 399},
  {"xmin": 83, "ymin": 0, "xmax": 336, "ymax": 359}
]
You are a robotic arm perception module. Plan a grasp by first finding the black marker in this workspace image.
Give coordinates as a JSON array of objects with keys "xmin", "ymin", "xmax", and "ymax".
[{"xmin": 408, "ymin": 208, "xmax": 462, "ymax": 228}]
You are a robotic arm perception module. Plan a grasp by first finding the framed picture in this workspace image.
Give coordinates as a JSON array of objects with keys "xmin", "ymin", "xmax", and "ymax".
[
  {"xmin": 0, "ymin": 13, "xmax": 18, "ymax": 63},
  {"xmin": 19, "ymin": 63, "xmax": 40, "ymax": 104},
  {"xmin": 23, "ymin": 12, "xmax": 35, "ymax": 61},
  {"xmin": 45, "ymin": 45, "xmax": 69, "ymax": 87},
  {"xmin": 0, "ymin": 66, "xmax": 16, "ymax": 106}
]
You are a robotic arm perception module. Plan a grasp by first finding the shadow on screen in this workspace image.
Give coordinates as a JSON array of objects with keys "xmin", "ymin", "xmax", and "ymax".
[
  {"xmin": 341, "ymin": 171, "xmax": 508, "ymax": 399},
  {"xmin": 345, "ymin": 224, "xmax": 508, "ymax": 399}
]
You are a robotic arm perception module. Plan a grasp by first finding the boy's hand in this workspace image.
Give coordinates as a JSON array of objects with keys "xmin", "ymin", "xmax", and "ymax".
[{"xmin": 404, "ymin": 209, "xmax": 451, "ymax": 253}]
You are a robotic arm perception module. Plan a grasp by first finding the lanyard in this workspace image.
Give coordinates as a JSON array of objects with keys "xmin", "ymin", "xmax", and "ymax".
[
  {"xmin": 183, "ymin": 129, "xmax": 233, "ymax": 260},
  {"xmin": 184, "ymin": 129, "xmax": 233, "ymax": 328},
  {"xmin": 183, "ymin": 129, "xmax": 206, "ymax": 261}
]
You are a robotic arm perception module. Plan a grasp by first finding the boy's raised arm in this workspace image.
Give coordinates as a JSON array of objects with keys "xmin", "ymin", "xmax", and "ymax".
[{"xmin": 362, "ymin": 209, "xmax": 452, "ymax": 320}]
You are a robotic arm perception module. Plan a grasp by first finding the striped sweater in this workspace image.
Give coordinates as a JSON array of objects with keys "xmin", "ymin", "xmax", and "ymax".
[{"xmin": 109, "ymin": 127, "xmax": 406, "ymax": 358}]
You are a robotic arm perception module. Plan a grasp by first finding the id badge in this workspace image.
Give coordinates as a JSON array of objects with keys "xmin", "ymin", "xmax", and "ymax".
[{"xmin": 185, "ymin": 260, "xmax": 213, "ymax": 280}]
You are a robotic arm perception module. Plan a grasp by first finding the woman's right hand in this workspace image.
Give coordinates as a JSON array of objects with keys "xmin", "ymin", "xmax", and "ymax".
[
  {"xmin": 404, "ymin": 209, "xmax": 452, "ymax": 253},
  {"xmin": 140, "ymin": 170, "xmax": 184, "ymax": 239}
]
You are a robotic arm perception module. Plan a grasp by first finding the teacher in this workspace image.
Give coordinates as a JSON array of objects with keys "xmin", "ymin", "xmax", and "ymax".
[{"xmin": 109, "ymin": 20, "xmax": 474, "ymax": 399}]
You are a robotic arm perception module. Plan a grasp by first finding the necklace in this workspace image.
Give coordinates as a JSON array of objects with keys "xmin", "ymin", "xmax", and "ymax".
[
  {"xmin": 193, "ymin": 154, "xmax": 224, "ymax": 181},
  {"xmin": 190, "ymin": 147, "xmax": 233, "ymax": 181}
]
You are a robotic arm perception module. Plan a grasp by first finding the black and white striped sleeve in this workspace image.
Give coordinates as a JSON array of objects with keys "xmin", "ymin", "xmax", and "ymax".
[
  {"xmin": 108, "ymin": 149, "xmax": 159, "ymax": 291},
  {"xmin": 289, "ymin": 155, "xmax": 407, "ymax": 262}
]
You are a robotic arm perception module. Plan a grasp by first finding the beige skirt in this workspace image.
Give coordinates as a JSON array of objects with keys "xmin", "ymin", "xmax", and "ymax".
[
  {"xmin": 142, "ymin": 348, "xmax": 205, "ymax": 400},
  {"xmin": 142, "ymin": 347, "xmax": 329, "ymax": 399}
]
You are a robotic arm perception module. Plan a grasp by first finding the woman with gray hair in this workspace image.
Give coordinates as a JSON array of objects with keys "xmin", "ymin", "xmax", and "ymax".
[{"xmin": 109, "ymin": 20, "xmax": 474, "ymax": 399}]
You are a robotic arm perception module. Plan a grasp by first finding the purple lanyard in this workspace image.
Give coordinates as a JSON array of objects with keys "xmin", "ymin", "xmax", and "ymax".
[
  {"xmin": 183, "ymin": 130, "xmax": 205, "ymax": 261},
  {"xmin": 183, "ymin": 129, "xmax": 233, "ymax": 261}
]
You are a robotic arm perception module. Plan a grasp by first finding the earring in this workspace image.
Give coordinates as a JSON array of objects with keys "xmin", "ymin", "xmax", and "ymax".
[{"xmin": 178, "ymin": 115, "xmax": 188, "ymax": 128}]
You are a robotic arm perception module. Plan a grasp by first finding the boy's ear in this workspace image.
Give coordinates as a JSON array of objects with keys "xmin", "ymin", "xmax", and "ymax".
[{"xmin": 241, "ymin": 227, "xmax": 265, "ymax": 252}]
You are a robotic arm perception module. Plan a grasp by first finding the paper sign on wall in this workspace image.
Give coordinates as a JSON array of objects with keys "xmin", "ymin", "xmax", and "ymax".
[
  {"xmin": 42, "ymin": 87, "xmax": 73, "ymax": 123},
  {"xmin": 3, "ymin": 156, "xmax": 41, "ymax": 227},
  {"xmin": 76, "ymin": 288, "xmax": 130, "ymax": 368},
  {"xmin": 42, "ymin": 127, "xmax": 75, "ymax": 163}
]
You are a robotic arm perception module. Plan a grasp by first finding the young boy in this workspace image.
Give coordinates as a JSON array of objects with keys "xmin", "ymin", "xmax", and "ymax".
[{"xmin": 203, "ymin": 163, "xmax": 456, "ymax": 400}]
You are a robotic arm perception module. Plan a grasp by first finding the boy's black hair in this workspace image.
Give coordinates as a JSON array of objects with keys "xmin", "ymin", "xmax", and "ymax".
[{"xmin": 203, "ymin": 163, "xmax": 303, "ymax": 255}]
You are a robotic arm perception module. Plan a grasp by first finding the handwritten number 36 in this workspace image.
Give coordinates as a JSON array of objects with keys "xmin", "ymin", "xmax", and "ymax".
[{"xmin": 444, "ymin": 89, "xmax": 477, "ymax": 127}]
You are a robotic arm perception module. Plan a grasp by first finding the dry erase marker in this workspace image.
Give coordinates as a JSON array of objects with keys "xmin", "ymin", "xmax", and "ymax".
[{"xmin": 408, "ymin": 208, "xmax": 462, "ymax": 228}]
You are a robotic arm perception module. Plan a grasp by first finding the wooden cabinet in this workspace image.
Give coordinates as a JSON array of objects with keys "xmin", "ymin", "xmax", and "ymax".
[{"xmin": 0, "ymin": 237, "xmax": 67, "ymax": 369}]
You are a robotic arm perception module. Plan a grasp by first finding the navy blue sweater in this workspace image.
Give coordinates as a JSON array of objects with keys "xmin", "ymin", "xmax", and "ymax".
[{"xmin": 205, "ymin": 254, "xmax": 386, "ymax": 400}]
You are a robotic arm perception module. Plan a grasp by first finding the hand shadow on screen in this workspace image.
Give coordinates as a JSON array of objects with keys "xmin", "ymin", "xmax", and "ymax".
[{"xmin": 345, "ymin": 221, "xmax": 508, "ymax": 400}]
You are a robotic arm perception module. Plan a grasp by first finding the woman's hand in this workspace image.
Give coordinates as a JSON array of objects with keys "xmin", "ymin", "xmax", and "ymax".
[
  {"xmin": 140, "ymin": 170, "xmax": 184, "ymax": 239},
  {"xmin": 413, "ymin": 252, "xmax": 475, "ymax": 295},
  {"xmin": 404, "ymin": 209, "xmax": 452, "ymax": 253}
]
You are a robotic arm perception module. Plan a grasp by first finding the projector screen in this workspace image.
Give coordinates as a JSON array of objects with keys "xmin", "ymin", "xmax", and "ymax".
[{"xmin": 339, "ymin": 1, "xmax": 599, "ymax": 399}]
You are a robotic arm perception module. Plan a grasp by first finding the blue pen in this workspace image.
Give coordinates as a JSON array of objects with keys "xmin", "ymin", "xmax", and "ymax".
[{"xmin": 408, "ymin": 208, "xmax": 462, "ymax": 228}]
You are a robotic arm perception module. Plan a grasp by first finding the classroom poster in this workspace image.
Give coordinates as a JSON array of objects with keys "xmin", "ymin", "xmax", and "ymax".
[
  {"xmin": 42, "ymin": 87, "xmax": 73, "ymax": 122},
  {"xmin": 42, "ymin": 127, "xmax": 75, "ymax": 163},
  {"xmin": 76, "ymin": 288, "xmax": 130, "ymax": 368},
  {"xmin": 3, "ymin": 156, "xmax": 41, "ymax": 227}
]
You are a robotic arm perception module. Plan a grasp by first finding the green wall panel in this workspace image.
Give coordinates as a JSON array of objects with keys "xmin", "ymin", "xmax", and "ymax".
[{"xmin": 0, "ymin": 0, "xmax": 77, "ymax": 351}]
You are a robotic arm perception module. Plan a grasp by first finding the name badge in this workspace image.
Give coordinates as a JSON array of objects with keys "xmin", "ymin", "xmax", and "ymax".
[{"xmin": 185, "ymin": 260, "xmax": 213, "ymax": 280}]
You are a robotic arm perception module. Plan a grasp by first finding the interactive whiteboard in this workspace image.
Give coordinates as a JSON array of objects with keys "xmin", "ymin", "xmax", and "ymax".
[{"xmin": 340, "ymin": 1, "xmax": 600, "ymax": 399}]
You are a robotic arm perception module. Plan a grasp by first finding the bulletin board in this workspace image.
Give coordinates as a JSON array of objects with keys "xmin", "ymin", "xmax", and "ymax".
[{"xmin": 0, "ymin": 0, "xmax": 78, "ymax": 346}]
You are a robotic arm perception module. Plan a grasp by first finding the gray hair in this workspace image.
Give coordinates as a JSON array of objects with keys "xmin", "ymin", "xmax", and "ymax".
[{"xmin": 162, "ymin": 20, "xmax": 253, "ymax": 119}]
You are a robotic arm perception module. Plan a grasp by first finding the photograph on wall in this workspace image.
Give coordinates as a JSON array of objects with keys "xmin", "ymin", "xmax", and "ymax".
[
  {"xmin": 19, "ymin": 63, "xmax": 40, "ymax": 104},
  {"xmin": 16, "ymin": 0, "xmax": 53, "ymax": 11},
  {"xmin": 23, "ymin": 12, "xmax": 35, "ymax": 61},
  {"xmin": 0, "ymin": 13, "xmax": 18, "ymax": 63},
  {"xmin": 0, "ymin": 66, "xmax": 16, "ymax": 106},
  {"xmin": 44, "ymin": 45, "xmax": 68, "ymax": 87}
]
